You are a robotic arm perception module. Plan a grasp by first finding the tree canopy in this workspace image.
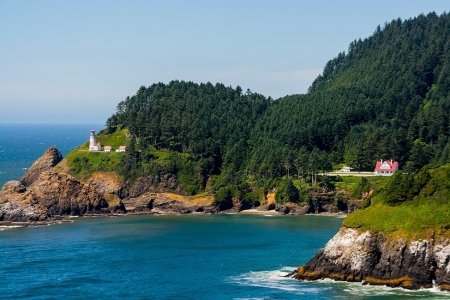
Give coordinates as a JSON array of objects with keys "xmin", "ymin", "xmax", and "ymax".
[{"xmin": 105, "ymin": 12, "xmax": 450, "ymax": 195}]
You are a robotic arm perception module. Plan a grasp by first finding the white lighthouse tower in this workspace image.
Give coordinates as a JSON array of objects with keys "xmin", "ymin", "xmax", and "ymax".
[{"xmin": 89, "ymin": 129, "xmax": 101, "ymax": 151}]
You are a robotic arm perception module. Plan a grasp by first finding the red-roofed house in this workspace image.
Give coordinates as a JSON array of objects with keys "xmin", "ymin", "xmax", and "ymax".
[
  {"xmin": 374, "ymin": 159, "xmax": 399, "ymax": 176},
  {"xmin": 104, "ymin": 146, "xmax": 112, "ymax": 152}
]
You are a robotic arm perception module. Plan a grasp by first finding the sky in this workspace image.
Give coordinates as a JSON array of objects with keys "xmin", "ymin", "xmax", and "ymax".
[{"xmin": 0, "ymin": 0, "xmax": 448, "ymax": 124}]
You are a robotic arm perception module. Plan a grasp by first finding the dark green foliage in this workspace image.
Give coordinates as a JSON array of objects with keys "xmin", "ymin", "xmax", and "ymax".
[
  {"xmin": 104, "ymin": 12, "xmax": 450, "ymax": 199},
  {"xmin": 275, "ymin": 178, "xmax": 300, "ymax": 204},
  {"xmin": 383, "ymin": 172, "xmax": 413, "ymax": 205},
  {"xmin": 212, "ymin": 185, "xmax": 236, "ymax": 210},
  {"xmin": 352, "ymin": 177, "xmax": 371, "ymax": 199},
  {"xmin": 382, "ymin": 165, "xmax": 436, "ymax": 206},
  {"xmin": 248, "ymin": 12, "xmax": 450, "ymax": 174}
]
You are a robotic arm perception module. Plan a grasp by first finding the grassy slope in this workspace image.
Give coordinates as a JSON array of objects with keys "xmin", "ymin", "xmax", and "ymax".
[
  {"xmin": 64, "ymin": 129, "xmax": 128, "ymax": 180},
  {"xmin": 344, "ymin": 165, "xmax": 450, "ymax": 240}
]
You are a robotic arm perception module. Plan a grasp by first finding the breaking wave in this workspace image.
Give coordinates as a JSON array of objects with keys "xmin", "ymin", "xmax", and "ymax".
[{"xmin": 228, "ymin": 267, "xmax": 450, "ymax": 299}]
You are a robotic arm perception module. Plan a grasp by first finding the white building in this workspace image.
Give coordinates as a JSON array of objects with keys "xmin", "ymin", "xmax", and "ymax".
[
  {"xmin": 104, "ymin": 146, "xmax": 112, "ymax": 152},
  {"xmin": 88, "ymin": 129, "xmax": 101, "ymax": 151},
  {"xmin": 116, "ymin": 146, "xmax": 126, "ymax": 152},
  {"xmin": 374, "ymin": 159, "xmax": 399, "ymax": 176},
  {"xmin": 340, "ymin": 166, "xmax": 353, "ymax": 172}
]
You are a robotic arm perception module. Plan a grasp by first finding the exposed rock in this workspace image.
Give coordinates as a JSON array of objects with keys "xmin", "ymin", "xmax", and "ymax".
[
  {"xmin": 0, "ymin": 171, "xmax": 108, "ymax": 222},
  {"xmin": 1, "ymin": 180, "xmax": 26, "ymax": 195},
  {"xmin": 0, "ymin": 201, "xmax": 51, "ymax": 222},
  {"xmin": 128, "ymin": 175, "xmax": 185, "ymax": 198},
  {"xmin": 122, "ymin": 192, "xmax": 214, "ymax": 214},
  {"xmin": 19, "ymin": 147, "xmax": 63, "ymax": 186},
  {"xmin": 294, "ymin": 227, "xmax": 450, "ymax": 291},
  {"xmin": 87, "ymin": 172, "xmax": 123, "ymax": 194},
  {"xmin": 276, "ymin": 203, "xmax": 310, "ymax": 215}
]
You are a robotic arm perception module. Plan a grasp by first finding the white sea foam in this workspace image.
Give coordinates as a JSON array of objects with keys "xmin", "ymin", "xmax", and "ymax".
[
  {"xmin": 315, "ymin": 278, "xmax": 450, "ymax": 298},
  {"xmin": 0, "ymin": 225, "xmax": 24, "ymax": 229},
  {"xmin": 228, "ymin": 267, "xmax": 328, "ymax": 294},
  {"xmin": 229, "ymin": 267, "xmax": 450, "ymax": 299}
]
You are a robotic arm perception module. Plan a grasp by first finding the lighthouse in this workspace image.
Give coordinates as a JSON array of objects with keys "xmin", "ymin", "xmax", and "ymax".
[{"xmin": 88, "ymin": 129, "xmax": 101, "ymax": 151}]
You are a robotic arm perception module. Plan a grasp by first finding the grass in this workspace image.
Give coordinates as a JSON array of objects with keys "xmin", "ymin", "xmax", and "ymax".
[
  {"xmin": 65, "ymin": 150, "xmax": 123, "ymax": 180},
  {"xmin": 344, "ymin": 199, "xmax": 450, "ymax": 240},
  {"xmin": 333, "ymin": 176, "xmax": 361, "ymax": 191},
  {"xmin": 64, "ymin": 129, "xmax": 128, "ymax": 180},
  {"xmin": 344, "ymin": 165, "xmax": 450, "ymax": 240},
  {"xmin": 96, "ymin": 129, "xmax": 128, "ymax": 149},
  {"xmin": 333, "ymin": 176, "xmax": 388, "ymax": 198}
]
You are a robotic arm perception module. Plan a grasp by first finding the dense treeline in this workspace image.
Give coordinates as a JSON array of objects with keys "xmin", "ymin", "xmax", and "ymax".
[
  {"xmin": 105, "ymin": 12, "xmax": 450, "ymax": 198},
  {"xmin": 250, "ymin": 12, "xmax": 450, "ymax": 175}
]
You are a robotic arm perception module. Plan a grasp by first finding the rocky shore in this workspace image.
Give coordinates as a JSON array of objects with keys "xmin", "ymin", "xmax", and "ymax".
[
  {"xmin": 290, "ymin": 227, "xmax": 450, "ymax": 291},
  {"xmin": 0, "ymin": 147, "xmax": 349, "ymax": 226}
]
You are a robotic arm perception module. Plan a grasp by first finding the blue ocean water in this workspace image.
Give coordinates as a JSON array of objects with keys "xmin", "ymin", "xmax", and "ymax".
[
  {"xmin": 1, "ymin": 124, "xmax": 449, "ymax": 299},
  {"xmin": 1, "ymin": 215, "xmax": 448, "ymax": 300},
  {"xmin": 0, "ymin": 124, "xmax": 103, "ymax": 186}
]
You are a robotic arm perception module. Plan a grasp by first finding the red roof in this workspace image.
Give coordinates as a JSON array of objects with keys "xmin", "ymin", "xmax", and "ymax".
[{"xmin": 375, "ymin": 160, "xmax": 398, "ymax": 172}]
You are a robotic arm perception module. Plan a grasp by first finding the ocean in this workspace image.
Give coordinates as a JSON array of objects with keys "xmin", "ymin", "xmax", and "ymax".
[
  {"xmin": 0, "ymin": 124, "xmax": 448, "ymax": 299},
  {"xmin": 0, "ymin": 123, "xmax": 104, "ymax": 186}
]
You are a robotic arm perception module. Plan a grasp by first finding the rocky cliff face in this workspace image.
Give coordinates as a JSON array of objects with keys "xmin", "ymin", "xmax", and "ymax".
[
  {"xmin": 19, "ymin": 147, "xmax": 63, "ymax": 186},
  {"xmin": 0, "ymin": 171, "xmax": 109, "ymax": 222},
  {"xmin": 122, "ymin": 192, "xmax": 218, "ymax": 214},
  {"xmin": 293, "ymin": 227, "xmax": 450, "ymax": 291}
]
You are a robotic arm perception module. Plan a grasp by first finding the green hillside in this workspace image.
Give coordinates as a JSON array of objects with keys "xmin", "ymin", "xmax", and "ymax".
[
  {"xmin": 66, "ymin": 12, "xmax": 450, "ymax": 206},
  {"xmin": 344, "ymin": 164, "xmax": 450, "ymax": 239}
]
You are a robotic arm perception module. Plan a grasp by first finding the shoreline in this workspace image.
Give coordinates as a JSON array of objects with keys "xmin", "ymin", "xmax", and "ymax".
[{"xmin": 0, "ymin": 209, "xmax": 347, "ymax": 228}]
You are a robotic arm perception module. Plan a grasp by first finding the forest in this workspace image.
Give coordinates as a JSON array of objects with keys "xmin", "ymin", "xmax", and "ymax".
[{"xmin": 100, "ymin": 12, "xmax": 450, "ymax": 203}]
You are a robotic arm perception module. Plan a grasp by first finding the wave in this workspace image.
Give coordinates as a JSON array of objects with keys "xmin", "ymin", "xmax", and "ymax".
[
  {"xmin": 227, "ymin": 267, "xmax": 327, "ymax": 295},
  {"xmin": 228, "ymin": 267, "xmax": 450, "ymax": 299},
  {"xmin": 315, "ymin": 278, "xmax": 450, "ymax": 298},
  {"xmin": 0, "ymin": 225, "xmax": 24, "ymax": 229}
]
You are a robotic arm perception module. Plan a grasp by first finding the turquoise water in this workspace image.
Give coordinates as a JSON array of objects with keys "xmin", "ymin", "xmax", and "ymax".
[
  {"xmin": 1, "ymin": 215, "xmax": 448, "ymax": 299},
  {"xmin": 1, "ymin": 124, "xmax": 449, "ymax": 299}
]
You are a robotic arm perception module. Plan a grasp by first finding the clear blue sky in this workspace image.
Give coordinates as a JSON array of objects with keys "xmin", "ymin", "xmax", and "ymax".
[{"xmin": 0, "ymin": 0, "xmax": 448, "ymax": 123}]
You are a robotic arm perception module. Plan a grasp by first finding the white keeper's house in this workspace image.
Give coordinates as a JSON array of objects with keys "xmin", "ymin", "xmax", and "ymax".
[{"xmin": 374, "ymin": 159, "xmax": 399, "ymax": 176}]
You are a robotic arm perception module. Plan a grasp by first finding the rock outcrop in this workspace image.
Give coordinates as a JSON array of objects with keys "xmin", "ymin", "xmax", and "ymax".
[
  {"xmin": 293, "ymin": 227, "xmax": 450, "ymax": 291},
  {"xmin": 19, "ymin": 147, "xmax": 63, "ymax": 186},
  {"xmin": 0, "ymin": 171, "xmax": 109, "ymax": 222},
  {"xmin": 122, "ymin": 192, "xmax": 218, "ymax": 214},
  {"xmin": 128, "ymin": 175, "xmax": 185, "ymax": 198}
]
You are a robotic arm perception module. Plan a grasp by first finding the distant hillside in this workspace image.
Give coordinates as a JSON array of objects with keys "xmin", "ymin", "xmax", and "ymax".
[
  {"xmin": 250, "ymin": 12, "xmax": 450, "ymax": 174},
  {"xmin": 97, "ymin": 12, "xmax": 450, "ymax": 200}
]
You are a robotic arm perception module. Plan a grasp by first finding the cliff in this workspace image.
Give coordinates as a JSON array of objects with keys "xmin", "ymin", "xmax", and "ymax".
[
  {"xmin": 0, "ymin": 171, "xmax": 111, "ymax": 222},
  {"xmin": 293, "ymin": 227, "xmax": 450, "ymax": 291},
  {"xmin": 0, "ymin": 148, "xmax": 223, "ymax": 223},
  {"xmin": 19, "ymin": 146, "xmax": 63, "ymax": 186}
]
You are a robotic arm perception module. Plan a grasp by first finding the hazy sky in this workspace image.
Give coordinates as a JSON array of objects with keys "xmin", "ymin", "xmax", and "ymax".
[{"xmin": 0, "ymin": 0, "xmax": 448, "ymax": 124}]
